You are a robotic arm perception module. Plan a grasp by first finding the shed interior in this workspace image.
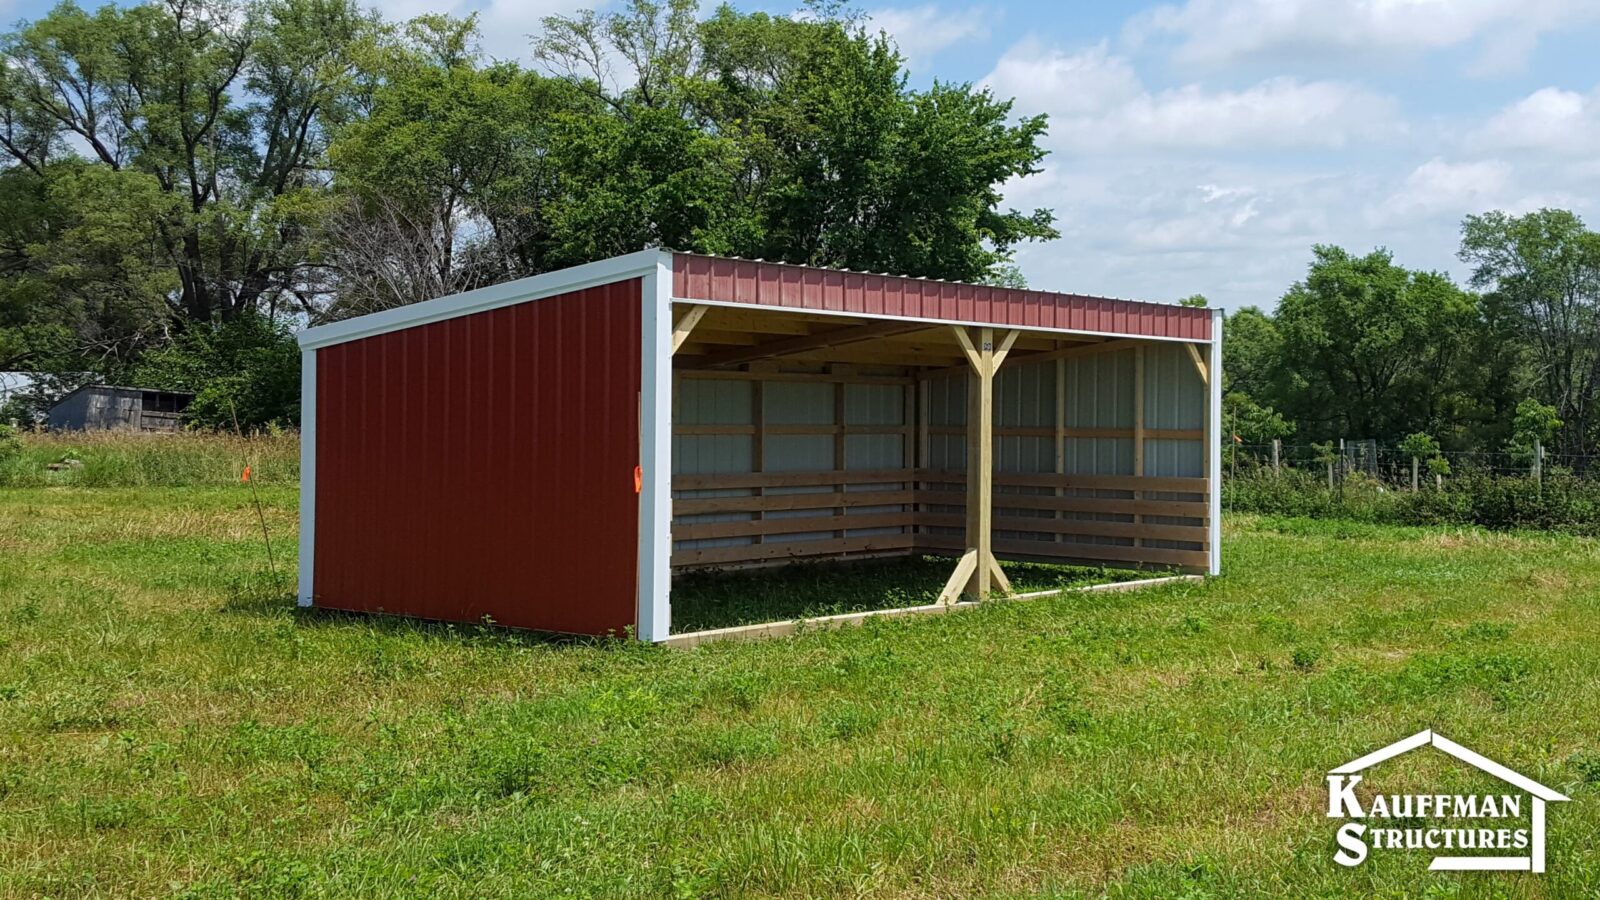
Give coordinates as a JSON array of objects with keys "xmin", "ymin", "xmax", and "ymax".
[{"xmin": 669, "ymin": 302, "xmax": 1213, "ymax": 612}]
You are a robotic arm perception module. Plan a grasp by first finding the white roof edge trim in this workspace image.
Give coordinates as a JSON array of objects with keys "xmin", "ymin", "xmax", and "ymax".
[
  {"xmin": 669, "ymin": 296, "xmax": 1216, "ymax": 345},
  {"xmin": 298, "ymin": 249, "xmax": 667, "ymax": 350}
]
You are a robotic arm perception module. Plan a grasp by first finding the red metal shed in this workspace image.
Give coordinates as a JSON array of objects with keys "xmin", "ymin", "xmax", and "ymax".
[{"xmin": 298, "ymin": 250, "xmax": 1222, "ymax": 643}]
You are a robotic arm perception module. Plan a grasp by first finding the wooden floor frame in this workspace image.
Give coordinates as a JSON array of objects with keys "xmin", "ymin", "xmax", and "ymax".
[{"xmin": 663, "ymin": 574, "xmax": 1205, "ymax": 648}]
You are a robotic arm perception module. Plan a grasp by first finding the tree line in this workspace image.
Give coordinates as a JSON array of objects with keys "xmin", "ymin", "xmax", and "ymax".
[
  {"xmin": 0, "ymin": 0, "xmax": 1053, "ymax": 425},
  {"xmin": 1223, "ymin": 209, "xmax": 1600, "ymax": 465},
  {"xmin": 4, "ymin": 0, "xmax": 1597, "ymax": 464}
]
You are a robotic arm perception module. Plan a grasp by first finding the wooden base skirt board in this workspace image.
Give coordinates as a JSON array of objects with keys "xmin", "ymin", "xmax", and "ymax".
[{"xmin": 662, "ymin": 573, "xmax": 1205, "ymax": 648}]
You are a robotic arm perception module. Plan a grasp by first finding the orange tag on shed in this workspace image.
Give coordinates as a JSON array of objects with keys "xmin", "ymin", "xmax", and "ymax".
[{"xmin": 634, "ymin": 465, "xmax": 642, "ymax": 493}]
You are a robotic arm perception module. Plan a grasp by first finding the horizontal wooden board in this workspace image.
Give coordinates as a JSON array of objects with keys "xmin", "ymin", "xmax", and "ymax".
[
  {"xmin": 674, "ymin": 424, "xmax": 910, "ymax": 436},
  {"xmin": 913, "ymin": 491, "xmax": 1206, "ymax": 519},
  {"xmin": 674, "ymin": 489, "xmax": 915, "ymax": 515},
  {"xmin": 916, "ymin": 470, "xmax": 1207, "ymax": 494},
  {"xmin": 674, "ymin": 468, "xmax": 915, "ymax": 490},
  {"xmin": 677, "ymin": 370, "xmax": 913, "ymax": 384},
  {"xmin": 671, "ymin": 533, "xmax": 917, "ymax": 567},
  {"xmin": 919, "ymin": 534, "xmax": 1207, "ymax": 569},
  {"xmin": 926, "ymin": 426, "xmax": 1203, "ymax": 441},
  {"xmin": 919, "ymin": 513, "xmax": 1207, "ymax": 543},
  {"xmin": 673, "ymin": 511, "xmax": 914, "ymax": 541}
]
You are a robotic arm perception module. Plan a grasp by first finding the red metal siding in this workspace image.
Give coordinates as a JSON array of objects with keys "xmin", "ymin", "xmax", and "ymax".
[
  {"xmin": 313, "ymin": 279, "xmax": 643, "ymax": 635},
  {"xmin": 672, "ymin": 253, "xmax": 1212, "ymax": 341}
]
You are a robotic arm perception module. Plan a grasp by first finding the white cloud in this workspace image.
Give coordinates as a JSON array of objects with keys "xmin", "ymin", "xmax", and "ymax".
[
  {"xmin": 867, "ymin": 5, "xmax": 991, "ymax": 70},
  {"xmin": 1128, "ymin": 0, "xmax": 1599, "ymax": 72},
  {"xmin": 982, "ymin": 42, "xmax": 1400, "ymax": 151},
  {"xmin": 1371, "ymin": 157, "xmax": 1513, "ymax": 222},
  {"xmin": 982, "ymin": 41, "xmax": 1142, "ymax": 117},
  {"xmin": 1474, "ymin": 86, "xmax": 1600, "ymax": 157}
]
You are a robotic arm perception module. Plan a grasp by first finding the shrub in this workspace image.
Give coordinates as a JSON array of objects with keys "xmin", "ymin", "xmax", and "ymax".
[{"xmin": 1225, "ymin": 469, "xmax": 1600, "ymax": 536}]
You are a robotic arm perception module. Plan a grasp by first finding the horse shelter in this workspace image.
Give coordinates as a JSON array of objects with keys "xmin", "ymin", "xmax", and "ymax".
[{"xmin": 296, "ymin": 249, "xmax": 1222, "ymax": 644}]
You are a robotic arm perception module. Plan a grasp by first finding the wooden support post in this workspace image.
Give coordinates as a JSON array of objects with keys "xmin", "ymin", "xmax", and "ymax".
[
  {"xmin": 965, "ymin": 332, "xmax": 991, "ymax": 598},
  {"xmin": 833, "ymin": 364, "xmax": 848, "ymax": 540},
  {"xmin": 751, "ymin": 367, "xmax": 767, "ymax": 543},
  {"xmin": 1411, "ymin": 455, "xmax": 1419, "ymax": 493},
  {"xmin": 671, "ymin": 304, "xmax": 709, "ymax": 354},
  {"xmin": 951, "ymin": 326, "xmax": 1018, "ymax": 599},
  {"xmin": 1185, "ymin": 342, "xmax": 1208, "ymax": 384},
  {"xmin": 917, "ymin": 375, "xmax": 931, "ymax": 541},
  {"xmin": 1133, "ymin": 344, "xmax": 1146, "ymax": 549},
  {"xmin": 1271, "ymin": 438, "xmax": 1281, "ymax": 475},
  {"xmin": 1054, "ymin": 357, "xmax": 1066, "ymax": 547},
  {"xmin": 936, "ymin": 549, "xmax": 978, "ymax": 607}
]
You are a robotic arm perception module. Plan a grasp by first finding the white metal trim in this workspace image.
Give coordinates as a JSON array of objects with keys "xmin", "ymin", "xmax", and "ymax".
[
  {"xmin": 636, "ymin": 252, "xmax": 675, "ymax": 641},
  {"xmin": 297, "ymin": 348, "xmax": 316, "ymax": 607},
  {"xmin": 298, "ymin": 249, "xmax": 663, "ymax": 350},
  {"xmin": 1208, "ymin": 308, "xmax": 1223, "ymax": 575},
  {"xmin": 669, "ymin": 296, "xmax": 1217, "ymax": 345}
]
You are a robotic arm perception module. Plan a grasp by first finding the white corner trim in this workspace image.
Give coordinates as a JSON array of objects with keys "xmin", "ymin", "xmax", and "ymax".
[
  {"xmin": 298, "ymin": 348, "xmax": 316, "ymax": 607},
  {"xmin": 298, "ymin": 249, "xmax": 664, "ymax": 350},
  {"xmin": 636, "ymin": 251, "xmax": 675, "ymax": 641},
  {"xmin": 1208, "ymin": 308, "xmax": 1224, "ymax": 576}
]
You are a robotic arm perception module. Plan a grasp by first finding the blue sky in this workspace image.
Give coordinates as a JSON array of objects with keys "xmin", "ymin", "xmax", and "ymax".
[{"xmin": 6, "ymin": 0, "xmax": 1599, "ymax": 310}]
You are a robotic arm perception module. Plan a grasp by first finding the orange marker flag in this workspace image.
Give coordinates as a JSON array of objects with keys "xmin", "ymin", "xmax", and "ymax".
[
  {"xmin": 241, "ymin": 465, "xmax": 252, "ymax": 483},
  {"xmin": 633, "ymin": 465, "xmax": 642, "ymax": 493}
]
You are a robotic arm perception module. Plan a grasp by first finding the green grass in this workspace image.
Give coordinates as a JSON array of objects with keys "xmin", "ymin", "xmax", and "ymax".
[
  {"xmin": 0, "ymin": 431, "xmax": 299, "ymax": 488},
  {"xmin": 4, "ymin": 487, "xmax": 1600, "ymax": 897},
  {"xmin": 671, "ymin": 556, "xmax": 1145, "ymax": 632}
]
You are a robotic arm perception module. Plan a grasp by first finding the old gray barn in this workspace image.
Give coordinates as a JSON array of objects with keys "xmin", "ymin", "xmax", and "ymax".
[{"xmin": 47, "ymin": 385, "xmax": 193, "ymax": 432}]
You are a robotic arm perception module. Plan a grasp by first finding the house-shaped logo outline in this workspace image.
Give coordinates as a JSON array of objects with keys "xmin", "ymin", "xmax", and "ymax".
[{"xmin": 1329, "ymin": 728, "xmax": 1570, "ymax": 872}]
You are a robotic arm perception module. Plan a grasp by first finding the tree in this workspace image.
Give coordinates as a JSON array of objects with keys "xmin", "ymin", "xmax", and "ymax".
[
  {"xmin": 1178, "ymin": 294, "xmax": 1207, "ymax": 308},
  {"xmin": 1460, "ymin": 209, "xmax": 1600, "ymax": 459},
  {"xmin": 1273, "ymin": 245, "xmax": 1477, "ymax": 443},
  {"xmin": 0, "ymin": 161, "xmax": 180, "ymax": 373},
  {"xmin": 324, "ymin": 15, "xmax": 592, "ymax": 314},
  {"xmin": 530, "ymin": 1, "xmax": 1056, "ymax": 283},
  {"xmin": 1221, "ymin": 306, "xmax": 1281, "ymax": 402},
  {"xmin": 129, "ymin": 311, "xmax": 300, "ymax": 427},
  {"xmin": 0, "ymin": 0, "xmax": 375, "ymax": 325}
]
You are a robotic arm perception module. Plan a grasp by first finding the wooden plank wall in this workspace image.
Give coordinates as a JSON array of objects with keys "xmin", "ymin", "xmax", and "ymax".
[
  {"xmin": 670, "ymin": 468, "xmax": 1209, "ymax": 571},
  {"xmin": 672, "ymin": 345, "xmax": 1210, "ymax": 573}
]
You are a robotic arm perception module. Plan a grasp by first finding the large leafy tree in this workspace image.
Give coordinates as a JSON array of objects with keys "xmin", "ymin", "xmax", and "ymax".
[
  {"xmin": 0, "ymin": 0, "xmax": 374, "ymax": 327},
  {"xmin": 1460, "ymin": 209, "xmax": 1600, "ymax": 458},
  {"xmin": 531, "ymin": 0, "xmax": 1057, "ymax": 282},
  {"xmin": 324, "ymin": 14, "xmax": 593, "ymax": 314},
  {"xmin": 1272, "ymin": 245, "xmax": 1478, "ymax": 443}
]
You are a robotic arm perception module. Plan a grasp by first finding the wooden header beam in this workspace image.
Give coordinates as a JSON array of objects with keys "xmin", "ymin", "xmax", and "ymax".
[{"xmin": 686, "ymin": 319, "xmax": 936, "ymax": 368}]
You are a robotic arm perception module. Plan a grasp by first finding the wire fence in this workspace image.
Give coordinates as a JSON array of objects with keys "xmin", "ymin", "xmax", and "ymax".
[{"xmin": 1224, "ymin": 439, "xmax": 1600, "ymax": 489}]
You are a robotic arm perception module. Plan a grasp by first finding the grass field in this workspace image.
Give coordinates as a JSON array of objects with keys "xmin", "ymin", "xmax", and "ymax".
[{"xmin": 4, "ymin": 484, "xmax": 1600, "ymax": 897}]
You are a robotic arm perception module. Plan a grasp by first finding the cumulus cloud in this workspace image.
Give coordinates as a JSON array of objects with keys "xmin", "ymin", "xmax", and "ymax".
[
  {"xmin": 867, "ymin": 5, "xmax": 991, "ymax": 70},
  {"xmin": 982, "ymin": 41, "xmax": 1400, "ymax": 151},
  {"xmin": 1370, "ymin": 157, "xmax": 1513, "ymax": 222},
  {"xmin": 1127, "ymin": 0, "xmax": 1599, "ymax": 72},
  {"xmin": 1474, "ymin": 86, "xmax": 1600, "ymax": 157}
]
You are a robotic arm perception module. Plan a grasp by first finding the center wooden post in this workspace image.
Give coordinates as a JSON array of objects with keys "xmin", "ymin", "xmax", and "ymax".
[
  {"xmin": 967, "ymin": 328, "xmax": 995, "ymax": 597},
  {"xmin": 935, "ymin": 326, "xmax": 1019, "ymax": 604}
]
